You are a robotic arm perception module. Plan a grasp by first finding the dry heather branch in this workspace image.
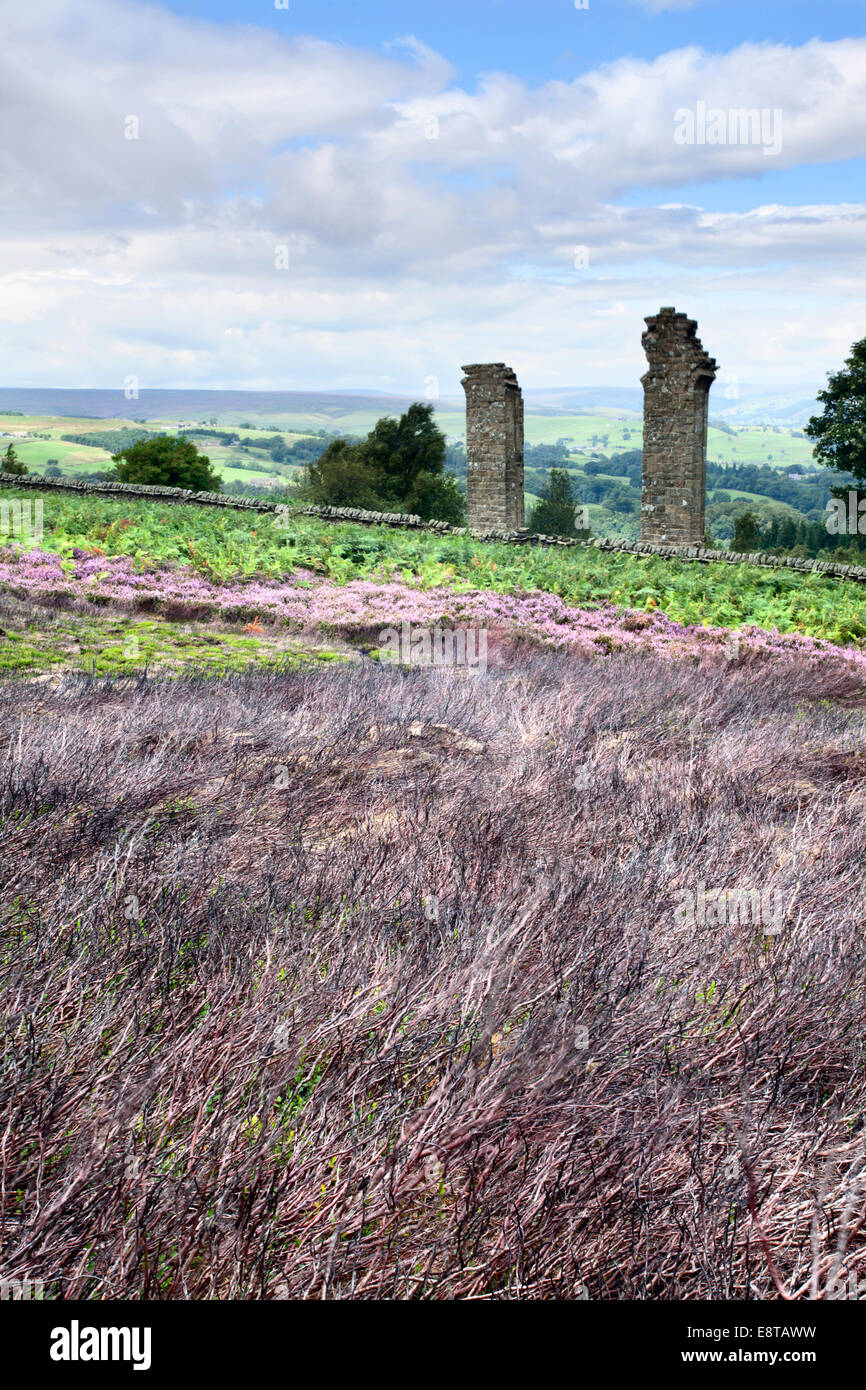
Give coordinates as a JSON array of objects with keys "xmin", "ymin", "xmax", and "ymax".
[{"xmin": 1, "ymin": 648, "xmax": 865, "ymax": 1298}]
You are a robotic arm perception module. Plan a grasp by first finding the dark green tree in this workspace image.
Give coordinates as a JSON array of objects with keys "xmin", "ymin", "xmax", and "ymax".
[
  {"xmin": 2, "ymin": 443, "xmax": 28, "ymax": 476},
  {"xmin": 110, "ymin": 435, "xmax": 222, "ymax": 491},
  {"xmin": 528, "ymin": 468, "xmax": 589, "ymax": 538},
  {"xmin": 299, "ymin": 403, "xmax": 464, "ymax": 522},
  {"xmin": 403, "ymin": 469, "xmax": 466, "ymax": 525},
  {"xmin": 731, "ymin": 510, "xmax": 763, "ymax": 552},
  {"xmin": 303, "ymin": 437, "xmax": 386, "ymax": 510},
  {"xmin": 777, "ymin": 516, "xmax": 798, "ymax": 551},
  {"xmin": 355, "ymin": 402, "xmax": 446, "ymax": 503},
  {"xmin": 806, "ymin": 338, "xmax": 866, "ymax": 480},
  {"xmin": 763, "ymin": 516, "xmax": 780, "ymax": 549}
]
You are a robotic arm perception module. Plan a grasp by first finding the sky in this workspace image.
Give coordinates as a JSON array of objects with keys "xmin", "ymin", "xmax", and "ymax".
[{"xmin": 1, "ymin": 0, "xmax": 864, "ymax": 397}]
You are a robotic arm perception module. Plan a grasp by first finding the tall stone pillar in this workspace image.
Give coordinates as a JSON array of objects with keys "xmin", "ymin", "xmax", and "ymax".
[
  {"xmin": 639, "ymin": 308, "xmax": 717, "ymax": 544},
  {"xmin": 461, "ymin": 363, "xmax": 524, "ymax": 531}
]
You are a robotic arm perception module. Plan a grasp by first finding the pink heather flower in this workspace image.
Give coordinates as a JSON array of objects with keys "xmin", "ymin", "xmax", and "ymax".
[{"xmin": 1, "ymin": 544, "xmax": 864, "ymax": 677}]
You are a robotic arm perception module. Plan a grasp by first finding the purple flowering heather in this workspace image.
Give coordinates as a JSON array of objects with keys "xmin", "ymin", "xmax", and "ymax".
[{"xmin": 0, "ymin": 544, "xmax": 864, "ymax": 675}]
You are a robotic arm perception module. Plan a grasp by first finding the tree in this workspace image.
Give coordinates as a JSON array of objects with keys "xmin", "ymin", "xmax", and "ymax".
[
  {"xmin": 763, "ymin": 516, "xmax": 780, "ymax": 549},
  {"xmin": 777, "ymin": 516, "xmax": 798, "ymax": 551},
  {"xmin": 2, "ymin": 443, "xmax": 28, "ymax": 476},
  {"xmin": 302, "ymin": 437, "xmax": 387, "ymax": 510},
  {"xmin": 806, "ymin": 337, "xmax": 866, "ymax": 480},
  {"xmin": 354, "ymin": 402, "xmax": 446, "ymax": 503},
  {"xmin": 298, "ymin": 403, "xmax": 464, "ymax": 522},
  {"xmin": 528, "ymin": 468, "xmax": 589, "ymax": 538},
  {"xmin": 110, "ymin": 435, "xmax": 222, "ymax": 491},
  {"xmin": 404, "ymin": 469, "xmax": 466, "ymax": 525},
  {"xmin": 731, "ymin": 510, "xmax": 763, "ymax": 552}
]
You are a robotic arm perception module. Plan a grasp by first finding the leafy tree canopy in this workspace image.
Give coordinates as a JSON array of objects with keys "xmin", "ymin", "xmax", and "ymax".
[
  {"xmin": 111, "ymin": 435, "xmax": 222, "ymax": 492},
  {"xmin": 299, "ymin": 403, "xmax": 465, "ymax": 524},
  {"xmin": 806, "ymin": 337, "xmax": 866, "ymax": 481},
  {"xmin": 2, "ymin": 443, "xmax": 28, "ymax": 476},
  {"xmin": 528, "ymin": 467, "xmax": 590, "ymax": 539},
  {"xmin": 731, "ymin": 509, "xmax": 763, "ymax": 553},
  {"xmin": 358, "ymin": 401, "xmax": 446, "ymax": 500}
]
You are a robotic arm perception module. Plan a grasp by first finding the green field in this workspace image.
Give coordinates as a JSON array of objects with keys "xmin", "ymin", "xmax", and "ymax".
[
  {"xmin": 707, "ymin": 489, "xmax": 802, "ymax": 514},
  {"xmin": 0, "ymin": 601, "xmax": 348, "ymax": 679},
  {"xmin": 0, "ymin": 415, "xmax": 317, "ymax": 487},
  {"xmin": 432, "ymin": 409, "xmax": 814, "ymax": 468},
  {"xmin": 1, "ymin": 408, "xmax": 819, "ymax": 478}
]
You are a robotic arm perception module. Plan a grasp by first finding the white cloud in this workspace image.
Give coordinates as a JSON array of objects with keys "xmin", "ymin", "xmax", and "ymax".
[{"xmin": 0, "ymin": 0, "xmax": 864, "ymax": 391}]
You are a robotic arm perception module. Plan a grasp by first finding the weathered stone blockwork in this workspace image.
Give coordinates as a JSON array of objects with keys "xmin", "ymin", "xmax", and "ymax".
[
  {"xmin": 461, "ymin": 363, "xmax": 524, "ymax": 531},
  {"xmin": 640, "ymin": 308, "xmax": 717, "ymax": 545}
]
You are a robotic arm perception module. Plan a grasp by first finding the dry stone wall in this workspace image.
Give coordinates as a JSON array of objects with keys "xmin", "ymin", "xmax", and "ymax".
[
  {"xmin": 0, "ymin": 472, "xmax": 274, "ymax": 510},
  {"xmin": 4, "ymin": 474, "xmax": 864, "ymax": 586},
  {"xmin": 290, "ymin": 505, "xmax": 866, "ymax": 583}
]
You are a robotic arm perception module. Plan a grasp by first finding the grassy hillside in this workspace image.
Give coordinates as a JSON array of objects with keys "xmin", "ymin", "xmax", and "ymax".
[
  {"xmin": 429, "ymin": 410, "xmax": 815, "ymax": 468},
  {"xmin": 0, "ymin": 415, "xmax": 318, "ymax": 488},
  {"xmin": 1, "ymin": 409, "xmax": 818, "ymax": 474},
  {"xmin": 1, "ymin": 410, "xmax": 823, "ymax": 553}
]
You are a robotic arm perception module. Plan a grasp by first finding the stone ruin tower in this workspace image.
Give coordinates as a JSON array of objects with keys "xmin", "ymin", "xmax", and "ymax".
[
  {"xmin": 639, "ymin": 308, "xmax": 717, "ymax": 544},
  {"xmin": 461, "ymin": 363, "xmax": 524, "ymax": 531}
]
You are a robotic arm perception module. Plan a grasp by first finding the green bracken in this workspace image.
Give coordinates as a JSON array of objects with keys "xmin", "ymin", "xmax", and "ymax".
[{"xmin": 1, "ymin": 486, "xmax": 866, "ymax": 645}]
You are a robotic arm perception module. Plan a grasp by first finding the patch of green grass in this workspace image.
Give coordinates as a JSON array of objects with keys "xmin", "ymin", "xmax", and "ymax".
[
  {"xmin": 0, "ymin": 635, "xmax": 53, "ymax": 671},
  {"xmin": 707, "ymin": 489, "xmax": 801, "ymax": 513},
  {"xmin": 0, "ymin": 606, "xmax": 348, "ymax": 680}
]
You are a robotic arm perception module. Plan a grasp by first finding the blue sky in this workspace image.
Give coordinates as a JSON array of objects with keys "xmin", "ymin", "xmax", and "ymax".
[
  {"xmin": 1, "ymin": 0, "xmax": 864, "ymax": 394},
  {"xmin": 166, "ymin": 0, "xmax": 861, "ymax": 89}
]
